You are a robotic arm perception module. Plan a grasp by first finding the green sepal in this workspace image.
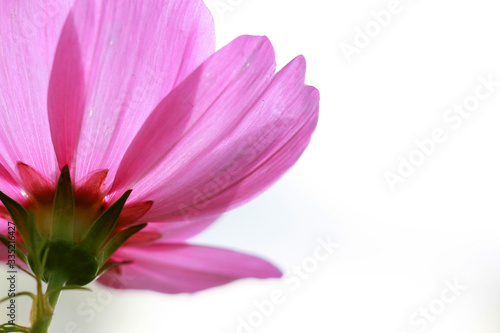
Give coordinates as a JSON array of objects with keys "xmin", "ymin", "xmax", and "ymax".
[
  {"xmin": 51, "ymin": 165, "xmax": 74, "ymax": 242},
  {"xmin": 45, "ymin": 285, "xmax": 91, "ymax": 297},
  {"xmin": 82, "ymin": 190, "xmax": 132, "ymax": 255},
  {"xmin": 26, "ymin": 213, "xmax": 45, "ymax": 276},
  {"xmin": 0, "ymin": 291, "xmax": 35, "ymax": 303},
  {"xmin": 96, "ymin": 260, "xmax": 133, "ymax": 277},
  {"xmin": 0, "ymin": 234, "xmax": 27, "ymax": 265},
  {"xmin": 42, "ymin": 241, "xmax": 98, "ymax": 286},
  {"xmin": 26, "ymin": 213, "xmax": 44, "ymax": 252},
  {"xmin": 0, "ymin": 191, "xmax": 30, "ymax": 245},
  {"xmin": 14, "ymin": 239, "xmax": 27, "ymax": 252},
  {"xmin": 15, "ymin": 264, "xmax": 36, "ymax": 279},
  {"xmin": 0, "ymin": 192, "xmax": 46, "ymax": 276},
  {"xmin": 0, "ymin": 323, "xmax": 29, "ymax": 332},
  {"xmin": 97, "ymin": 223, "xmax": 146, "ymax": 267}
]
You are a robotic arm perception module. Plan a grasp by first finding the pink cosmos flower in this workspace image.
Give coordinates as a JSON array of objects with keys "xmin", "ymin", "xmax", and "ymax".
[{"xmin": 0, "ymin": 0, "xmax": 319, "ymax": 296}]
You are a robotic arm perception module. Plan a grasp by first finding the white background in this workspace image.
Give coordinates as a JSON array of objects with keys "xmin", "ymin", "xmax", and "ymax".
[{"xmin": 4, "ymin": 0, "xmax": 500, "ymax": 332}]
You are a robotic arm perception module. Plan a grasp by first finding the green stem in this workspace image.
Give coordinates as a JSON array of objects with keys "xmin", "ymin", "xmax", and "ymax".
[
  {"xmin": 29, "ymin": 281, "xmax": 50, "ymax": 333},
  {"xmin": 29, "ymin": 274, "xmax": 66, "ymax": 333},
  {"xmin": 46, "ymin": 273, "xmax": 66, "ymax": 309}
]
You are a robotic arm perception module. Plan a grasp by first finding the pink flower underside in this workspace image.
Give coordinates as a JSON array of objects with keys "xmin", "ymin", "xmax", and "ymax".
[
  {"xmin": 48, "ymin": 0, "xmax": 216, "ymax": 182},
  {"xmin": 98, "ymin": 243, "xmax": 282, "ymax": 294},
  {"xmin": 0, "ymin": 0, "xmax": 318, "ymax": 224},
  {"xmin": 109, "ymin": 36, "xmax": 319, "ymax": 226},
  {"xmin": 0, "ymin": 0, "xmax": 319, "ymax": 292},
  {"xmin": 0, "ymin": 0, "xmax": 214, "ymax": 186}
]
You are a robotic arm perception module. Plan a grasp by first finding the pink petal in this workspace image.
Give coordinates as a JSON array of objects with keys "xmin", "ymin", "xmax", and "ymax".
[
  {"xmin": 141, "ymin": 216, "xmax": 219, "ymax": 242},
  {"xmin": 47, "ymin": 11, "xmax": 86, "ymax": 170},
  {"xmin": 98, "ymin": 243, "xmax": 282, "ymax": 294},
  {"xmin": 60, "ymin": 0, "xmax": 215, "ymax": 182},
  {"xmin": 111, "ymin": 35, "xmax": 276, "ymax": 193},
  {"xmin": 0, "ymin": 162, "xmax": 22, "ymax": 201},
  {"xmin": 74, "ymin": 169, "xmax": 108, "ymax": 204},
  {"xmin": 115, "ymin": 201, "xmax": 154, "ymax": 228},
  {"xmin": 0, "ymin": 207, "xmax": 11, "ymax": 221},
  {"xmin": 124, "ymin": 230, "xmax": 162, "ymax": 246},
  {"xmin": 0, "ymin": 240, "xmax": 6, "ymax": 261},
  {"xmin": 0, "ymin": 0, "xmax": 73, "ymax": 181},
  {"xmin": 115, "ymin": 48, "xmax": 319, "ymax": 222},
  {"xmin": 17, "ymin": 162, "xmax": 54, "ymax": 203}
]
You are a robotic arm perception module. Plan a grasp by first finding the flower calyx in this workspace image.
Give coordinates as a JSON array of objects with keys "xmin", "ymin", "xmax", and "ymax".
[{"xmin": 0, "ymin": 165, "xmax": 146, "ymax": 287}]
